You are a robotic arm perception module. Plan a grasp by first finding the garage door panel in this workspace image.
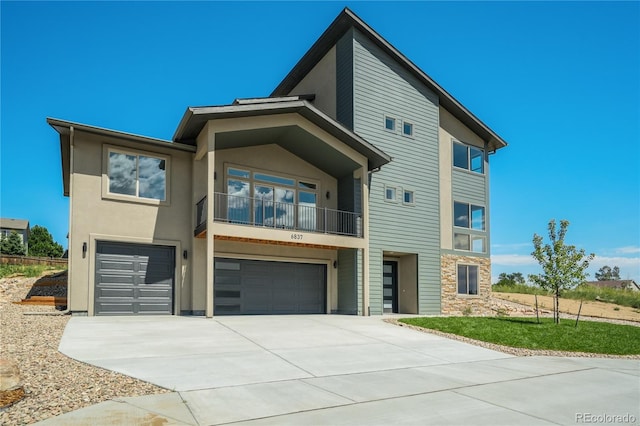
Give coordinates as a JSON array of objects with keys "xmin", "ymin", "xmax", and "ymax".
[
  {"xmin": 137, "ymin": 287, "xmax": 172, "ymax": 299},
  {"xmin": 97, "ymin": 274, "xmax": 137, "ymax": 285},
  {"xmin": 96, "ymin": 287, "xmax": 135, "ymax": 298},
  {"xmin": 138, "ymin": 303, "xmax": 172, "ymax": 314},
  {"xmin": 97, "ymin": 260, "xmax": 136, "ymax": 272},
  {"xmin": 95, "ymin": 242, "xmax": 175, "ymax": 316},
  {"xmin": 96, "ymin": 303, "xmax": 136, "ymax": 315}
]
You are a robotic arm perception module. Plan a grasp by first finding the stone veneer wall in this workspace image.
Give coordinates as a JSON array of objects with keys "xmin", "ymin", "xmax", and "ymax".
[{"xmin": 441, "ymin": 254, "xmax": 492, "ymax": 316}]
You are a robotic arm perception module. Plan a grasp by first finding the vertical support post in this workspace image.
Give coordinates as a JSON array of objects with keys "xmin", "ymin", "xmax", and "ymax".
[{"xmin": 205, "ymin": 128, "xmax": 216, "ymax": 318}]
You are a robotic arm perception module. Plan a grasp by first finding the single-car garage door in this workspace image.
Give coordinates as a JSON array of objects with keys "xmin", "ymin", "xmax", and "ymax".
[
  {"xmin": 95, "ymin": 241, "xmax": 175, "ymax": 315},
  {"xmin": 214, "ymin": 258, "xmax": 326, "ymax": 315}
]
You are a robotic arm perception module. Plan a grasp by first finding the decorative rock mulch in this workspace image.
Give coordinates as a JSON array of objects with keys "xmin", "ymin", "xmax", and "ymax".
[{"xmin": 0, "ymin": 275, "xmax": 169, "ymax": 425}]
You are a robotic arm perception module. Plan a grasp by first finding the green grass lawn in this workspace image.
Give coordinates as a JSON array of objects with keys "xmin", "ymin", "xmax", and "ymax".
[
  {"xmin": 399, "ymin": 317, "xmax": 640, "ymax": 355},
  {"xmin": 0, "ymin": 263, "xmax": 64, "ymax": 279}
]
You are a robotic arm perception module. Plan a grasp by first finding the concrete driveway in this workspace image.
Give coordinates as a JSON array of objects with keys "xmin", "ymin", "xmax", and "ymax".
[{"xmin": 40, "ymin": 315, "xmax": 639, "ymax": 425}]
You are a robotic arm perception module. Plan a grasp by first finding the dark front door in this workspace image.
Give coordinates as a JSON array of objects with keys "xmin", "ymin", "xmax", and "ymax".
[{"xmin": 383, "ymin": 260, "xmax": 398, "ymax": 313}]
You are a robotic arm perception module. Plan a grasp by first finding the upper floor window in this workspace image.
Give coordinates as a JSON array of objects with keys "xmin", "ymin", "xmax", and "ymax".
[
  {"xmin": 108, "ymin": 150, "xmax": 167, "ymax": 201},
  {"xmin": 403, "ymin": 189, "xmax": 414, "ymax": 204},
  {"xmin": 225, "ymin": 165, "xmax": 318, "ymax": 229},
  {"xmin": 454, "ymin": 202, "xmax": 485, "ymax": 231},
  {"xmin": 385, "ymin": 185, "xmax": 397, "ymax": 202},
  {"xmin": 453, "ymin": 141, "xmax": 484, "ymax": 174},
  {"xmin": 384, "ymin": 116, "xmax": 396, "ymax": 131},
  {"xmin": 402, "ymin": 122, "xmax": 413, "ymax": 137}
]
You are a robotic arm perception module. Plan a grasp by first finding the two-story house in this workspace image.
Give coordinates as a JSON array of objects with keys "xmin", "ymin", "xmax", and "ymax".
[
  {"xmin": 0, "ymin": 218, "xmax": 30, "ymax": 254},
  {"xmin": 48, "ymin": 8, "xmax": 506, "ymax": 317}
]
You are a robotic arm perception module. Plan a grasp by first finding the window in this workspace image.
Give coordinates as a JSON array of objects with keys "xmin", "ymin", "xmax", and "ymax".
[
  {"xmin": 107, "ymin": 150, "xmax": 167, "ymax": 201},
  {"xmin": 453, "ymin": 141, "xmax": 484, "ymax": 174},
  {"xmin": 402, "ymin": 122, "xmax": 413, "ymax": 137},
  {"xmin": 225, "ymin": 165, "xmax": 318, "ymax": 230},
  {"xmin": 454, "ymin": 202, "xmax": 485, "ymax": 230},
  {"xmin": 457, "ymin": 264, "xmax": 479, "ymax": 295},
  {"xmin": 403, "ymin": 190, "xmax": 414, "ymax": 204},
  {"xmin": 454, "ymin": 233, "xmax": 486, "ymax": 253},
  {"xmin": 384, "ymin": 116, "xmax": 396, "ymax": 131},
  {"xmin": 454, "ymin": 201, "xmax": 486, "ymax": 253},
  {"xmin": 385, "ymin": 186, "xmax": 397, "ymax": 201}
]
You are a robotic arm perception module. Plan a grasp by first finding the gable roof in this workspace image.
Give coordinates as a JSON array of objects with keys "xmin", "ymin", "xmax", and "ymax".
[
  {"xmin": 0, "ymin": 218, "xmax": 29, "ymax": 230},
  {"xmin": 272, "ymin": 7, "xmax": 508, "ymax": 152},
  {"xmin": 173, "ymin": 96, "xmax": 391, "ymax": 171}
]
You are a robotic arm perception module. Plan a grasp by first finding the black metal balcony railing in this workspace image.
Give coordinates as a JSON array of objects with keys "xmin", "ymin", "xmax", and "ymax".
[{"xmin": 195, "ymin": 192, "xmax": 362, "ymax": 237}]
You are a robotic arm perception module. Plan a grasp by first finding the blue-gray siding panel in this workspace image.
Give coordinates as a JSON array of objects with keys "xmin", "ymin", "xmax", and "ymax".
[
  {"xmin": 336, "ymin": 29, "xmax": 354, "ymax": 129},
  {"xmin": 351, "ymin": 30, "xmax": 441, "ymax": 315},
  {"xmin": 337, "ymin": 249, "xmax": 357, "ymax": 314},
  {"xmin": 452, "ymin": 169, "xmax": 486, "ymax": 206}
]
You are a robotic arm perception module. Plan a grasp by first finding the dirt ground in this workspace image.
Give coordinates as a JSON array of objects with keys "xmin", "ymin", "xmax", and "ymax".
[{"xmin": 493, "ymin": 292, "xmax": 640, "ymax": 323}]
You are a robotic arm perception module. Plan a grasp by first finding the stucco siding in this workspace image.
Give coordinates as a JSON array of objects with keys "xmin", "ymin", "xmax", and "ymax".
[
  {"xmin": 350, "ymin": 30, "xmax": 441, "ymax": 315},
  {"xmin": 68, "ymin": 131, "xmax": 193, "ymax": 314},
  {"xmin": 288, "ymin": 46, "xmax": 337, "ymax": 120}
]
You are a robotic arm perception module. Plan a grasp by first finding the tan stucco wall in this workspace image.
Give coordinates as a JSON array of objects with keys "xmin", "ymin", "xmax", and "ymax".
[
  {"xmin": 68, "ymin": 130, "xmax": 194, "ymax": 314},
  {"xmin": 288, "ymin": 46, "xmax": 337, "ymax": 120},
  {"xmin": 441, "ymin": 254, "xmax": 492, "ymax": 316},
  {"xmin": 439, "ymin": 106, "xmax": 486, "ymax": 250}
]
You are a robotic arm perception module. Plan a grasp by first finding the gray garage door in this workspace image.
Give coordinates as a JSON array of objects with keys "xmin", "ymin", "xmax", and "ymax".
[
  {"xmin": 214, "ymin": 258, "xmax": 326, "ymax": 315},
  {"xmin": 95, "ymin": 241, "xmax": 175, "ymax": 315}
]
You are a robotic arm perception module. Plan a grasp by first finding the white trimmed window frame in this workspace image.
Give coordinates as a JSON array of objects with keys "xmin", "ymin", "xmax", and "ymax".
[
  {"xmin": 401, "ymin": 121, "xmax": 414, "ymax": 138},
  {"xmin": 402, "ymin": 188, "xmax": 415, "ymax": 205},
  {"xmin": 456, "ymin": 263, "xmax": 480, "ymax": 296},
  {"xmin": 384, "ymin": 115, "xmax": 397, "ymax": 133},
  {"xmin": 384, "ymin": 185, "xmax": 398, "ymax": 203}
]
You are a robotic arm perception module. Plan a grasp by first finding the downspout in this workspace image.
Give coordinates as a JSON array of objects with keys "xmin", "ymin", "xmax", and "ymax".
[{"xmin": 26, "ymin": 126, "xmax": 74, "ymax": 316}]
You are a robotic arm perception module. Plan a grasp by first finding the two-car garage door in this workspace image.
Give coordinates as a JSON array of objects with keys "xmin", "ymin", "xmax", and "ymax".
[
  {"xmin": 94, "ymin": 242, "xmax": 326, "ymax": 316},
  {"xmin": 214, "ymin": 258, "xmax": 327, "ymax": 315},
  {"xmin": 95, "ymin": 241, "xmax": 175, "ymax": 315}
]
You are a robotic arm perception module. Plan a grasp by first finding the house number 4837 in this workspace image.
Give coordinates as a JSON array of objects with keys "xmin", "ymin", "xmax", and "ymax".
[{"xmin": 290, "ymin": 233, "xmax": 303, "ymax": 240}]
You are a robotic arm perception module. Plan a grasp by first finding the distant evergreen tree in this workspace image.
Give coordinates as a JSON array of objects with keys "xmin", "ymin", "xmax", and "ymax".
[
  {"xmin": 0, "ymin": 231, "xmax": 27, "ymax": 256},
  {"xmin": 28, "ymin": 225, "xmax": 64, "ymax": 258}
]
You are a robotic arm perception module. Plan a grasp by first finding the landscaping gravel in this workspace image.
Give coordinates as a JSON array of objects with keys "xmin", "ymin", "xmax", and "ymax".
[{"xmin": 0, "ymin": 276, "xmax": 169, "ymax": 425}]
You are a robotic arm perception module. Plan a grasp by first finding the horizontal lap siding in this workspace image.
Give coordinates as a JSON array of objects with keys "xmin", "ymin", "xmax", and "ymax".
[
  {"xmin": 452, "ymin": 169, "xmax": 486, "ymax": 206},
  {"xmin": 352, "ymin": 30, "xmax": 441, "ymax": 315}
]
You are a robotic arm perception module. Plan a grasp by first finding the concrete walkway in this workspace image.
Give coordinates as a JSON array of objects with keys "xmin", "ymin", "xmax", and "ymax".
[{"xmin": 37, "ymin": 315, "xmax": 639, "ymax": 425}]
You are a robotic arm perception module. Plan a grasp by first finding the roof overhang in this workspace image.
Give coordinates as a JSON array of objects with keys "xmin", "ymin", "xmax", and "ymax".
[
  {"xmin": 47, "ymin": 118, "xmax": 196, "ymax": 196},
  {"xmin": 173, "ymin": 98, "xmax": 391, "ymax": 172},
  {"xmin": 0, "ymin": 218, "xmax": 30, "ymax": 230},
  {"xmin": 271, "ymin": 8, "xmax": 508, "ymax": 152}
]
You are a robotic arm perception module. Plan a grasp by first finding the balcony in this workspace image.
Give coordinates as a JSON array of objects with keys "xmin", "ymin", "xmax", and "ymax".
[{"xmin": 195, "ymin": 192, "xmax": 362, "ymax": 238}]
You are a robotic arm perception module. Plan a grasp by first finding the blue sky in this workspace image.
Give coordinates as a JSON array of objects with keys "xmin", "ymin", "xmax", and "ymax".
[{"xmin": 1, "ymin": 1, "xmax": 638, "ymax": 282}]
